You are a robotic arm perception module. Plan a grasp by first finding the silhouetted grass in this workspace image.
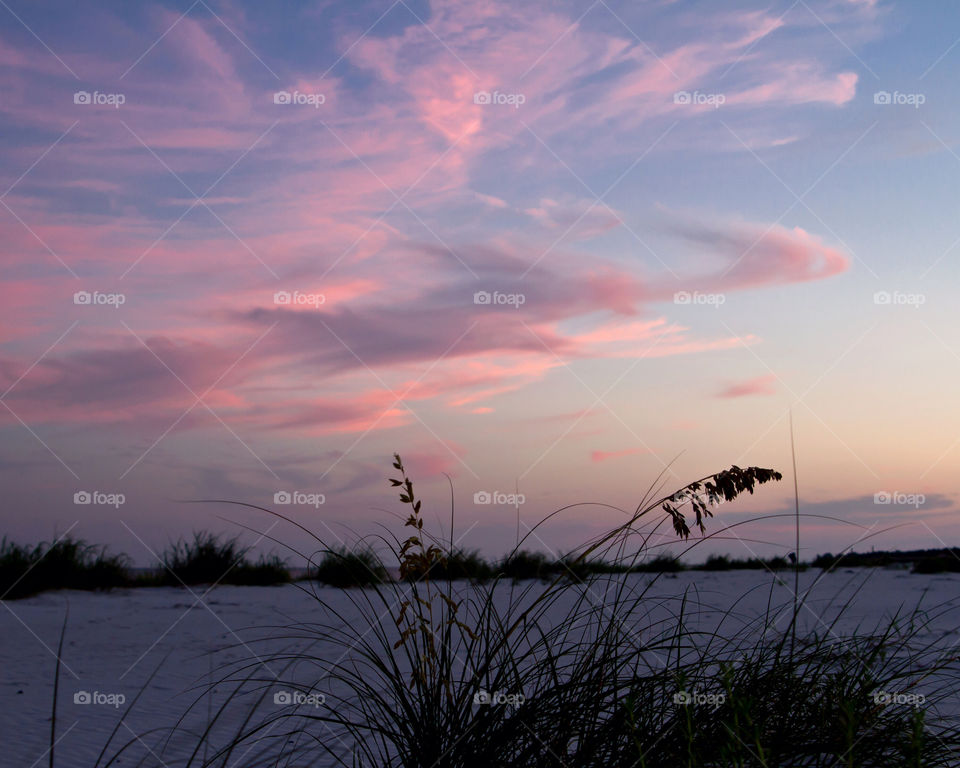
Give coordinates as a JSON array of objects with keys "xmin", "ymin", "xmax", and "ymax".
[
  {"xmin": 311, "ymin": 545, "xmax": 388, "ymax": 587},
  {"xmin": 158, "ymin": 532, "xmax": 290, "ymax": 586},
  {"xmin": 813, "ymin": 547, "xmax": 960, "ymax": 571},
  {"xmin": 912, "ymin": 555, "xmax": 960, "ymax": 574},
  {"xmin": 694, "ymin": 553, "xmax": 798, "ymax": 571},
  {"xmin": 417, "ymin": 547, "xmax": 495, "ymax": 581},
  {"xmin": 632, "ymin": 553, "xmax": 685, "ymax": 573},
  {"xmin": 9, "ymin": 537, "xmax": 955, "ymax": 600},
  {"xmin": 0, "ymin": 536, "xmax": 130, "ymax": 599},
  {"xmin": 499, "ymin": 550, "xmax": 555, "ymax": 580}
]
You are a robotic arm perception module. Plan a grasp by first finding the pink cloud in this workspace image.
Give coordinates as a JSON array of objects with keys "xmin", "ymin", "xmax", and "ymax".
[
  {"xmin": 716, "ymin": 374, "xmax": 779, "ymax": 398},
  {"xmin": 0, "ymin": 0, "xmax": 862, "ymax": 454},
  {"xmin": 0, "ymin": 210, "xmax": 832, "ymax": 436},
  {"xmin": 658, "ymin": 213, "xmax": 851, "ymax": 295},
  {"xmin": 399, "ymin": 444, "xmax": 467, "ymax": 479},
  {"xmin": 568, "ymin": 318, "xmax": 759, "ymax": 359},
  {"xmin": 729, "ymin": 66, "xmax": 858, "ymax": 107},
  {"xmin": 591, "ymin": 447, "xmax": 651, "ymax": 463}
]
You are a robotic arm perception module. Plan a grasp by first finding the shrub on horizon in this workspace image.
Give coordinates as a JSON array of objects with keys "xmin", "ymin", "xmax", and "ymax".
[
  {"xmin": 311, "ymin": 545, "xmax": 388, "ymax": 588},
  {"xmin": 158, "ymin": 531, "xmax": 290, "ymax": 586},
  {"xmin": 0, "ymin": 536, "xmax": 130, "ymax": 599}
]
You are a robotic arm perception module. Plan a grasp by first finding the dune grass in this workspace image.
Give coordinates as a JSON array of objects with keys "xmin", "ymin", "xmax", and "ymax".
[
  {"xmin": 0, "ymin": 535, "xmax": 130, "ymax": 599},
  {"xmin": 694, "ymin": 553, "xmax": 798, "ymax": 571},
  {"xmin": 311, "ymin": 544, "xmax": 388, "ymax": 587},
  {"xmin": 404, "ymin": 546, "xmax": 495, "ymax": 581},
  {"xmin": 7, "ymin": 536, "xmax": 930, "ymax": 601},
  {"xmin": 0, "ymin": 532, "xmax": 291, "ymax": 598},
  {"xmin": 912, "ymin": 556, "xmax": 960, "ymax": 575},
  {"xmin": 158, "ymin": 531, "xmax": 290, "ymax": 586}
]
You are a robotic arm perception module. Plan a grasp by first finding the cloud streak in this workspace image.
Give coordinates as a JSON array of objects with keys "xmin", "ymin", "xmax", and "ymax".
[{"xmin": 716, "ymin": 374, "xmax": 778, "ymax": 399}]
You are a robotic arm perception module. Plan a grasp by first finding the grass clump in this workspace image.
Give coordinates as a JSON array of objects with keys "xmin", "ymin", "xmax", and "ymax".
[
  {"xmin": 0, "ymin": 536, "xmax": 130, "ymax": 599},
  {"xmin": 158, "ymin": 531, "xmax": 290, "ymax": 586},
  {"xmin": 912, "ymin": 555, "xmax": 960, "ymax": 574},
  {"xmin": 409, "ymin": 547, "xmax": 494, "ymax": 581},
  {"xmin": 695, "ymin": 553, "xmax": 796, "ymax": 571},
  {"xmin": 499, "ymin": 550, "xmax": 556, "ymax": 580},
  {"xmin": 632, "ymin": 553, "xmax": 685, "ymax": 573},
  {"xmin": 311, "ymin": 545, "xmax": 387, "ymax": 587},
  {"xmin": 812, "ymin": 548, "xmax": 960, "ymax": 571}
]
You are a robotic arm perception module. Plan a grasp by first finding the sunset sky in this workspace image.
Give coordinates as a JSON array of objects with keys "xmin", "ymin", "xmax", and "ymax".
[{"xmin": 2, "ymin": 0, "xmax": 959, "ymax": 564}]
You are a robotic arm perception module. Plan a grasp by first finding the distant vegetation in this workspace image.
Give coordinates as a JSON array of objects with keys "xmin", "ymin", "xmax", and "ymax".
[
  {"xmin": 0, "ymin": 531, "xmax": 291, "ymax": 599},
  {"xmin": 5, "ymin": 534, "xmax": 960, "ymax": 600},
  {"xmin": 311, "ymin": 544, "xmax": 387, "ymax": 588},
  {"xmin": 813, "ymin": 548, "xmax": 960, "ymax": 573},
  {"xmin": 0, "ymin": 536, "xmax": 130, "ymax": 599},
  {"xmin": 693, "ymin": 553, "xmax": 800, "ymax": 571},
  {"xmin": 157, "ymin": 531, "xmax": 290, "ymax": 586}
]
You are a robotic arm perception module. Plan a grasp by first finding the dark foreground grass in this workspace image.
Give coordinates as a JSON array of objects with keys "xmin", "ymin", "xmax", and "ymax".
[{"xmin": 85, "ymin": 454, "xmax": 960, "ymax": 767}]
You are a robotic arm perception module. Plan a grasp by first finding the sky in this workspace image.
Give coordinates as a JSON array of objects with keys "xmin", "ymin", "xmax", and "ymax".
[{"xmin": 2, "ymin": 0, "xmax": 960, "ymax": 566}]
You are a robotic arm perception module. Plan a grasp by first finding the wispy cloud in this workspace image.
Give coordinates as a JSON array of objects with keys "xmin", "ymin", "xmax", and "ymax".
[{"xmin": 716, "ymin": 373, "xmax": 778, "ymax": 399}]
